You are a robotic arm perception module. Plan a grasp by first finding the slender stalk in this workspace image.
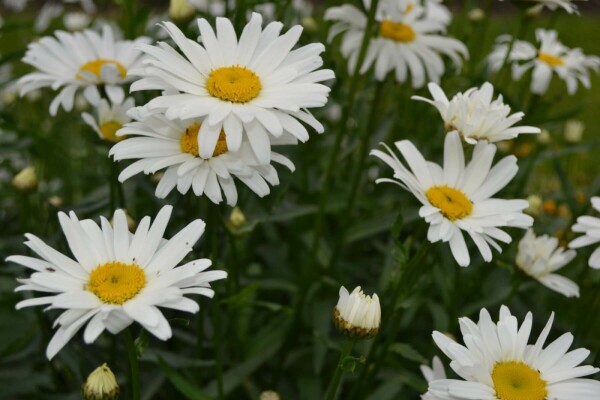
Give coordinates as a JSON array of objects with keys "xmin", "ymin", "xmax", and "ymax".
[
  {"xmin": 124, "ymin": 328, "xmax": 140, "ymax": 400},
  {"xmin": 324, "ymin": 339, "xmax": 356, "ymax": 400},
  {"xmin": 212, "ymin": 300, "xmax": 225, "ymax": 400}
]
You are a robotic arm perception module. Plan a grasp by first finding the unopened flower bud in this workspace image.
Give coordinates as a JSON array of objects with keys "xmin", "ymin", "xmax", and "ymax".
[
  {"xmin": 226, "ymin": 206, "xmax": 247, "ymax": 232},
  {"xmin": 12, "ymin": 166, "xmax": 38, "ymax": 192},
  {"xmin": 468, "ymin": 8, "xmax": 485, "ymax": 22},
  {"xmin": 48, "ymin": 195, "xmax": 64, "ymax": 207},
  {"xmin": 259, "ymin": 390, "xmax": 280, "ymax": 400},
  {"xmin": 537, "ymin": 129, "xmax": 551, "ymax": 145},
  {"xmin": 64, "ymin": 12, "xmax": 90, "ymax": 31},
  {"xmin": 333, "ymin": 286, "xmax": 380, "ymax": 339},
  {"xmin": 169, "ymin": 0, "xmax": 195, "ymax": 22},
  {"xmin": 525, "ymin": 194, "xmax": 542, "ymax": 217},
  {"xmin": 301, "ymin": 16, "xmax": 318, "ymax": 33},
  {"xmin": 82, "ymin": 363, "xmax": 119, "ymax": 400},
  {"xmin": 564, "ymin": 120, "xmax": 584, "ymax": 143}
]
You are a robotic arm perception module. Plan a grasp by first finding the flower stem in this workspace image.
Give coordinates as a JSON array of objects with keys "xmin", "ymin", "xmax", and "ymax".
[
  {"xmin": 324, "ymin": 339, "xmax": 356, "ymax": 400},
  {"xmin": 123, "ymin": 328, "xmax": 140, "ymax": 400}
]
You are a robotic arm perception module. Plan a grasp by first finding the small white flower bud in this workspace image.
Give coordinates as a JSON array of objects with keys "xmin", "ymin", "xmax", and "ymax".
[
  {"xmin": 333, "ymin": 286, "xmax": 380, "ymax": 339},
  {"xmin": 82, "ymin": 363, "xmax": 119, "ymax": 400},
  {"xmin": 12, "ymin": 166, "xmax": 38, "ymax": 192}
]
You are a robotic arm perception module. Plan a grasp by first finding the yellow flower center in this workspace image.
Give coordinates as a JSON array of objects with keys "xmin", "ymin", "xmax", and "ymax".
[
  {"xmin": 492, "ymin": 362, "xmax": 547, "ymax": 400},
  {"xmin": 77, "ymin": 59, "xmax": 127, "ymax": 80},
  {"xmin": 379, "ymin": 20, "xmax": 416, "ymax": 43},
  {"xmin": 87, "ymin": 261, "xmax": 146, "ymax": 305},
  {"xmin": 425, "ymin": 185, "xmax": 473, "ymax": 221},
  {"xmin": 99, "ymin": 120, "xmax": 124, "ymax": 142},
  {"xmin": 180, "ymin": 122, "xmax": 228, "ymax": 158},
  {"xmin": 538, "ymin": 52, "xmax": 564, "ymax": 67},
  {"xmin": 206, "ymin": 66, "xmax": 262, "ymax": 103}
]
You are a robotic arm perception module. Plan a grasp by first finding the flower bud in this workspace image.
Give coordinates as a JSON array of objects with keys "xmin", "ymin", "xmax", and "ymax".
[
  {"xmin": 525, "ymin": 194, "xmax": 542, "ymax": 217},
  {"xmin": 169, "ymin": 0, "xmax": 195, "ymax": 22},
  {"xmin": 82, "ymin": 363, "xmax": 119, "ymax": 400},
  {"xmin": 564, "ymin": 120, "xmax": 584, "ymax": 143},
  {"xmin": 259, "ymin": 390, "xmax": 280, "ymax": 400},
  {"xmin": 333, "ymin": 286, "xmax": 380, "ymax": 339},
  {"xmin": 64, "ymin": 12, "xmax": 90, "ymax": 31},
  {"xmin": 300, "ymin": 16, "xmax": 318, "ymax": 33},
  {"xmin": 468, "ymin": 8, "xmax": 485, "ymax": 22},
  {"xmin": 537, "ymin": 128, "xmax": 551, "ymax": 145},
  {"xmin": 12, "ymin": 166, "xmax": 38, "ymax": 192}
]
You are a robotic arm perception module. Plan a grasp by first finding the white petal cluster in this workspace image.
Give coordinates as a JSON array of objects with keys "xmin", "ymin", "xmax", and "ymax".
[
  {"xmin": 413, "ymin": 82, "xmax": 540, "ymax": 144},
  {"xmin": 334, "ymin": 286, "xmax": 381, "ymax": 338},
  {"xmin": 82, "ymin": 97, "xmax": 135, "ymax": 142},
  {"xmin": 420, "ymin": 356, "xmax": 447, "ymax": 400},
  {"xmin": 7, "ymin": 206, "xmax": 227, "ymax": 359},
  {"xmin": 325, "ymin": 0, "xmax": 467, "ymax": 87},
  {"xmin": 529, "ymin": 0, "xmax": 583, "ymax": 14},
  {"xmin": 429, "ymin": 306, "xmax": 600, "ymax": 399},
  {"xmin": 569, "ymin": 196, "xmax": 600, "ymax": 269},
  {"xmin": 516, "ymin": 229, "xmax": 579, "ymax": 298}
]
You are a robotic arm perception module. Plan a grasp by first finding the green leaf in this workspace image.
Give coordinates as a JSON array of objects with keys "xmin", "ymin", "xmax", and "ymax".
[
  {"xmin": 158, "ymin": 357, "xmax": 214, "ymax": 400},
  {"xmin": 389, "ymin": 343, "xmax": 428, "ymax": 364}
]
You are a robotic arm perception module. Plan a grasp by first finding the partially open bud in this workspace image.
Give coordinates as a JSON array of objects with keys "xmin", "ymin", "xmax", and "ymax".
[
  {"xmin": 259, "ymin": 390, "xmax": 280, "ymax": 400},
  {"xmin": 12, "ymin": 166, "xmax": 38, "ymax": 192},
  {"xmin": 333, "ymin": 286, "xmax": 380, "ymax": 339},
  {"xmin": 169, "ymin": 0, "xmax": 195, "ymax": 22},
  {"xmin": 82, "ymin": 363, "xmax": 119, "ymax": 400}
]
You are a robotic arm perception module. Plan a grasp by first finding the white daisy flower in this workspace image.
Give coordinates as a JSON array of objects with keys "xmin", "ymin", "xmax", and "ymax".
[
  {"xmin": 526, "ymin": 0, "xmax": 583, "ymax": 14},
  {"xmin": 371, "ymin": 131, "xmax": 533, "ymax": 267},
  {"xmin": 421, "ymin": 356, "xmax": 447, "ymax": 400},
  {"xmin": 325, "ymin": 0, "xmax": 467, "ymax": 87},
  {"xmin": 429, "ymin": 305, "xmax": 600, "ymax": 399},
  {"xmin": 18, "ymin": 25, "xmax": 149, "ymax": 115},
  {"xmin": 109, "ymin": 107, "xmax": 295, "ymax": 206},
  {"xmin": 487, "ymin": 29, "xmax": 600, "ymax": 95},
  {"xmin": 7, "ymin": 205, "xmax": 227, "ymax": 359},
  {"xmin": 569, "ymin": 196, "xmax": 600, "ymax": 269},
  {"xmin": 130, "ymin": 13, "xmax": 333, "ymax": 164},
  {"xmin": 516, "ymin": 229, "xmax": 579, "ymax": 298},
  {"xmin": 412, "ymin": 82, "xmax": 540, "ymax": 144},
  {"xmin": 82, "ymin": 97, "xmax": 135, "ymax": 143}
]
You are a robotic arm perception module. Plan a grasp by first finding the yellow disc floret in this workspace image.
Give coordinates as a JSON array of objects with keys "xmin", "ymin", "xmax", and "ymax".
[
  {"xmin": 538, "ymin": 52, "xmax": 564, "ymax": 67},
  {"xmin": 492, "ymin": 361, "xmax": 547, "ymax": 400},
  {"xmin": 425, "ymin": 185, "xmax": 473, "ymax": 221},
  {"xmin": 206, "ymin": 66, "xmax": 262, "ymax": 103},
  {"xmin": 88, "ymin": 261, "xmax": 146, "ymax": 305},
  {"xmin": 99, "ymin": 121, "xmax": 124, "ymax": 142},
  {"xmin": 379, "ymin": 20, "xmax": 416, "ymax": 43},
  {"xmin": 77, "ymin": 59, "xmax": 127, "ymax": 80},
  {"xmin": 180, "ymin": 122, "xmax": 228, "ymax": 158}
]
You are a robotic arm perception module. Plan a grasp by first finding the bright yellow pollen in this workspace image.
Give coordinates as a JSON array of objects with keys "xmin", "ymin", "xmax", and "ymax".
[
  {"xmin": 425, "ymin": 185, "xmax": 473, "ymax": 221},
  {"xmin": 77, "ymin": 59, "xmax": 127, "ymax": 80},
  {"xmin": 88, "ymin": 261, "xmax": 145, "ymax": 305},
  {"xmin": 206, "ymin": 66, "xmax": 262, "ymax": 103},
  {"xmin": 99, "ymin": 120, "xmax": 124, "ymax": 142},
  {"xmin": 492, "ymin": 362, "xmax": 547, "ymax": 400},
  {"xmin": 538, "ymin": 52, "xmax": 564, "ymax": 67},
  {"xmin": 379, "ymin": 20, "xmax": 416, "ymax": 43},
  {"xmin": 180, "ymin": 122, "xmax": 228, "ymax": 158}
]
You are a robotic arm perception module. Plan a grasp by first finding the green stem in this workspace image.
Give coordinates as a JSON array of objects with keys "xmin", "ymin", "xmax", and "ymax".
[
  {"xmin": 324, "ymin": 339, "xmax": 355, "ymax": 400},
  {"xmin": 212, "ymin": 300, "xmax": 224, "ymax": 400},
  {"xmin": 124, "ymin": 328, "xmax": 140, "ymax": 400}
]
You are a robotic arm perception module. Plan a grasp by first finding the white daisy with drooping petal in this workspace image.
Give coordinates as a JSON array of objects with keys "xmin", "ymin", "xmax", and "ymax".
[
  {"xmin": 516, "ymin": 229, "xmax": 578, "ymax": 298},
  {"xmin": 569, "ymin": 196, "xmax": 600, "ymax": 269},
  {"xmin": 371, "ymin": 131, "xmax": 533, "ymax": 267},
  {"xmin": 412, "ymin": 82, "xmax": 540, "ymax": 144},
  {"xmin": 429, "ymin": 305, "xmax": 600, "ymax": 399},
  {"xmin": 129, "ymin": 13, "xmax": 333, "ymax": 164},
  {"xmin": 18, "ymin": 24, "xmax": 149, "ymax": 115},
  {"xmin": 421, "ymin": 356, "xmax": 447, "ymax": 400},
  {"xmin": 7, "ymin": 206, "xmax": 227, "ymax": 359},
  {"xmin": 109, "ymin": 107, "xmax": 295, "ymax": 206},
  {"xmin": 82, "ymin": 97, "xmax": 135, "ymax": 143},
  {"xmin": 325, "ymin": 0, "xmax": 467, "ymax": 87}
]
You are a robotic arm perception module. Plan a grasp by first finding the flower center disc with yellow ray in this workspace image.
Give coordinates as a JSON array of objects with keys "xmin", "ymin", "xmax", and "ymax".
[
  {"xmin": 180, "ymin": 122, "xmax": 228, "ymax": 158},
  {"xmin": 538, "ymin": 52, "xmax": 564, "ymax": 67},
  {"xmin": 379, "ymin": 20, "xmax": 416, "ymax": 43},
  {"xmin": 77, "ymin": 59, "xmax": 127, "ymax": 79},
  {"xmin": 425, "ymin": 185, "xmax": 473, "ymax": 221},
  {"xmin": 99, "ymin": 120, "xmax": 124, "ymax": 143},
  {"xmin": 492, "ymin": 361, "xmax": 547, "ymax": 400},
  {"xmin": 88, "ymin": 261, "xmax": 146, "ymax": 305},
  {"xmin": 206, "ymin": 66, "xmax": 262, "ymax": 103}
]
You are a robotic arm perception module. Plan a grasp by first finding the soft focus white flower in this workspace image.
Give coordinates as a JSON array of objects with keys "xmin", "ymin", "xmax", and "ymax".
[
  {"xmin": 421, "ymin": 356, "xmax": 446, "ymax": 400},
  {"xmin": 372, "ymin": 131, "xmax": 533, "ymax": 267},
  {"xmin": 35, "ymin": 2, "xmax": 64, "ymax": 32},
  {"xmin": 63, "ymin": 12, "xmax": 91, "ymax": 31},
  {"xmin": 569, "ymin": 196, "xmax": 600, "ymax": 269},
  {"xmin": 528, "ymin": 0, "xmax": 584, "ymax": 14},
  {"xmin": 564, "ymin": 119, "xmax": 584, "ymax": 143},
  {"xmin": 334, "ymin": 286, "xmax": 380, "ymax": 339},
  {"xmin": 82, "ymin": 97, "xmax": 134, "ymax": 142},
  {"xmin": 488, "ymin": 29, "xmax": 600, "ymax": 95},
  {"xmin": 18, "ymin": 25, "xmax": 149, "ymax": 115},
  {"xmin": 412, "ymin": 82, "xmax": 540, "ymax": 144},
  {"xmin": 82, "ymin": 363, "xmax": 119, "ymax": 400},
  {"xmin": 325, "ymin": 0, "xmax": 467, "ymax": 87},
  {"xmin": 130, "ymin": 13, "xmax": 333, "ymax": 164},
  {"xmin": 516, "ymin": 229, "xmax": 579, "ymax": 298},
  {"xmin": 429, "ymin": 305, "xmax": 600, "ymax": 399},
  {"xmin": 7, "ymin": 205, "xmax": 227, "ymax": 359},
  {"xmin": 110, "ymin": 107, "xmax": 295, "ymax": 205}
]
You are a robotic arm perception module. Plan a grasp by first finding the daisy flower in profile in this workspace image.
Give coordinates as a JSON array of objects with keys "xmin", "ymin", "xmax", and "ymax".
[
  {"xmin": 109, "ymin": 107, "xmax": 295, "ymax": 206},
  {"xmin": 420, "ymin": 356, "xmax": 446, "ymax": 400},
  {"xmin": 130, "ymin": 13, "xmax": 333, "ymax": 164},
  {"xmin": 18, "ymin": 25, "xmax": 149, "ymax": 115},
  {"xmin": 429, "ymin": 305, "xmax": 600, "ymax": 399},
  {"xmin": 7, "ymin": 206, "xmax": 227, "ymax": 359},
  {"xmin": 487, "ymin": 29, "xmax": 600, "ymax": 95},
  {"xmin": 516, "ymin": 229, "xmax": 578, "ymax": 298},
  {"xmin": 325, "ymin": 0, "xmax": 467, "ymax": 87},
  {"xmin": 412, "ymin": 82, "xmax": 540, "ymax": 144},
  {"xmin": 82, "ymin": 97, "xmax": 135, "ymax": 143},
  {"xmin": 569, "ymin": 196, "xmax": 600, "ymax": 269},
  {"xmin": 371, "ymin": 131, "xmax": 532, "ymax": 267}
]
